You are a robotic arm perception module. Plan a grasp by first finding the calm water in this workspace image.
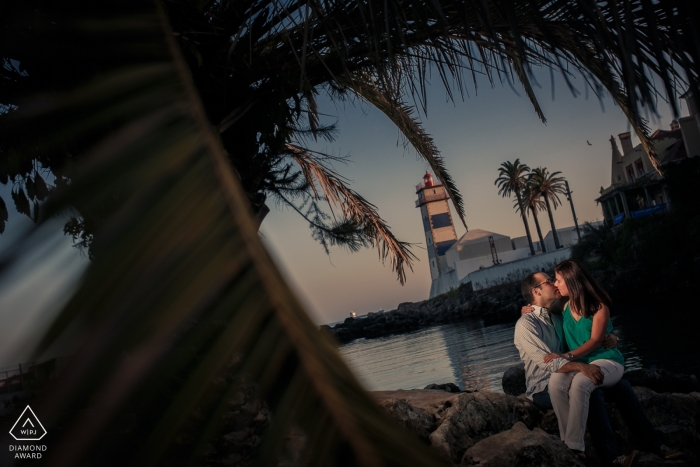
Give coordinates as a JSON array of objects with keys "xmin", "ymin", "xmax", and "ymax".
[{"xmin": 338, "ymin": 315, "xmax": 676, "ymax": 392}]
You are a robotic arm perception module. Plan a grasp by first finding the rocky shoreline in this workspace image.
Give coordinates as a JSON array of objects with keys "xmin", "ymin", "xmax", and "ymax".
[
  {"xmin": 203, "ymin": 366, "xmax": 700, "ymax": 466},
  {"xmin": 375, "ymin": 381, "xmax": 699, "ymax": 466},
  {"xmin": 323, "ymin": 281, "xmax": 524, "ymax": 344},
  {"xmin": 322, "ymin": 263, "xmax": 694, "ymax": 346},
  {"xmin": 7, "ymin": 365, "xmax": 694, "ymax": 466}
]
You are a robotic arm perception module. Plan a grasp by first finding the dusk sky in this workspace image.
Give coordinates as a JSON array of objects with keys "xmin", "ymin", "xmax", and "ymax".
[
  {"xmin": 260, "ymin": 68, "xmax": 683, "ymax": 325},
  {"xmin": 0, "ymin": 66, "xmax": 685, "ymax": 365}
]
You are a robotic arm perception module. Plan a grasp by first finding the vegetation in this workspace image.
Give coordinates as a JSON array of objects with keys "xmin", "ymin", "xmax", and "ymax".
[
  {"xmin": 1, "ymin": 0, "xmax": 700, "ymax": 465},
  {"xmin": 515, "ymin": 183, "xmax": 548, "ymax": 253},
  {"xmin": 496, "ymin": 163, "xmax": 568, "ymax": 254},
  {"xmin": 495, "ymin": 159, "xmax": 536, "ymax": 255},
  {"xmin": 528, "ymin": 167, "xmax": 567, "ymax": 249},
  {"xmin": 572, "ymin": 157, "xmax": 700, "ymax": 274}
]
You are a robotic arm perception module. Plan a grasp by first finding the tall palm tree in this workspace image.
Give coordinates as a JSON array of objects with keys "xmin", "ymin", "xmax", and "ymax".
[
  {"xmin": 530, "ymin": 167, "xmax": 567, "ymax": 250},
  {"xmin": 495, "ymin": 159, "xmax": 535, "ymax": 256},
  {"xmin": 515, "ymin": 183, "xmax": 548, "ymax": 253},
  {"xmin": 2, "ymin": 1, "xmax": 700, "ymax": 466}
]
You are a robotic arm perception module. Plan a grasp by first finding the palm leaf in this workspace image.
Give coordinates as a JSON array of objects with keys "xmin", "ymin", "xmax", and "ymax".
[
  {"xmin": 342, "ymin": 72, "xmax": 468, "ymax": 228},
  {"xmin": 2, "ymin": 2, "xmax": 445, "ymax": 466},
  {"xmin": 287, "ymin": 143, "xmax": 418, "ymax": 284}
]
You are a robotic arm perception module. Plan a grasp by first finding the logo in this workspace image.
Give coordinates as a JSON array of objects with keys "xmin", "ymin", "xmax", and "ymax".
[{"xmin": 9, "ymin": 406, "xmax": 47, "ymax": 441}]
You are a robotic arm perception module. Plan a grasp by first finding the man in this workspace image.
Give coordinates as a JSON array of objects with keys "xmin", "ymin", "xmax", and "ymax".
[{"xmin": 514, "ymin": 272, "xmax": 682, "ymax": 466}]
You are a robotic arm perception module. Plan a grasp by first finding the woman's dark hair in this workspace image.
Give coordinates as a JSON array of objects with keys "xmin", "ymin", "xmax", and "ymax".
[{"xmin": 554, "ymin": 259, "xmax": 611, "ymax": 317}]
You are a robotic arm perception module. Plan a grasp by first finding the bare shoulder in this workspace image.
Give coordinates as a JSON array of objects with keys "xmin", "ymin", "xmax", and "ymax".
[{"xmin": 593, "ymin": 303, "xmax": 610, "ymax": 321}]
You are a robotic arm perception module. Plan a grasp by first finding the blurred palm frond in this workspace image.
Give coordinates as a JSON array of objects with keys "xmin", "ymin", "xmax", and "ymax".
[{"xmin": 0, "ymin": 2, "xmax": 445, "ymax": 465}]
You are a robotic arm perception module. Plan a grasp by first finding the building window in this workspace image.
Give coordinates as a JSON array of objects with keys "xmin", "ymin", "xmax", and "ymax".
[
  {"xmin": 430, "ymin": 213, "xmax": 452, "ymax": 229},
  {"xmin": 635, "ymin": 159, "xmax": 644, "ymax": 177},
  {"xmin": 617, "ymin": 175, "xmax": 622, "ymax": 181},
  {"xmin": 626, "ymin": 165, "xmax": 635, "ymax": 182},
  {"xmin": 435, "ymin": 240, "xmax": 456, "ymax": 256}
]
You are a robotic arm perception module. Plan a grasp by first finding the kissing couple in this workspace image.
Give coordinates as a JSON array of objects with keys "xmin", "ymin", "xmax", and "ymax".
[{"xmin": 514, "ymin": 259, "xmax": 683, "ymax": 466}]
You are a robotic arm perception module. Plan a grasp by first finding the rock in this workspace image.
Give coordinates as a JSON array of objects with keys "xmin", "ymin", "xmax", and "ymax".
[
  {"xmin": 482, "ymin": 302, "xmax": 520, "ymax": 325},
  {"xmin": 634, "ymin": 452, "xmax": 685, "ymax": 467},
  {"xmin": 375, "ymin": 386, "xmax": 699, "ymax": 467},
  {"xmin": 374, "ymin": 390, "xmax": 542, "ymax": 464},
  {"xmin": 375, "ymin": 399, "xmax": 437, "ymax": 440},
  {"xmin": 373, "ymin": 389, "xmax": 461, "ymax": 433},
  {"xmin": 461, "ymin": 421, "xmax": 585, "ymax": 467},
  {"xmin": 624, "ymin": 368, "xmax": 700, "ymax": 394},
  {"xmin": 501, "ymin": 363, "xmax": 526, "ymax": 396},
  {"xmin": 327, "ymin": 281, "xmax": 526, "ymax": 344},
  {"xmin": 424, "ymin": 383, "xmax": 462, "ymax": 393},
  {"xmin": 430, "ymin": 393, "xmax": 543, "ymax": 463},
  {"xmin": 538, "ymin": 410, "xmax": 559, "ymax": 435}
]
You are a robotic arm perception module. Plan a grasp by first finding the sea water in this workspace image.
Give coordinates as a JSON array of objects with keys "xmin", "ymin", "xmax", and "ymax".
[{"xmin": 338, "ymin": 316, "xmax": 659, "ymax": 392}]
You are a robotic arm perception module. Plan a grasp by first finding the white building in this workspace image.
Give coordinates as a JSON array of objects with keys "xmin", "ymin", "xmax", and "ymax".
[{"xmin": 415, "ymin": 173, "xmax": 585, "ymax": 297}]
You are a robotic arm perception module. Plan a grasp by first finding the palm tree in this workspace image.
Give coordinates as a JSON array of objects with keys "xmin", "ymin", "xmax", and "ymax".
[
  {"xmin": 515, "ymin": 183, "xmax": 548, "ymax": 253},
  {"xmin": 530, "ymin": 167, "xmax": 567, "ymax": 250},
  {"xmin": 3, "ymin": 0, "xmax": 700, "ymax": 282},
  {"xmin": 495, "ymin": 159, "xmax": 536, "ymax": 256},
  {"xmin": 2, "ymin": 1, "xmax": 700, "ymax": 465}
]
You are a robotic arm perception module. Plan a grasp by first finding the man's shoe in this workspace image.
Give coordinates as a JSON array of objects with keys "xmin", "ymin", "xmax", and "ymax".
[
  {"xmin": 660, "ymin": 445, "xmax": 684, "ymax": 460},
  {"xmin": 612, "ymin": 450, "xmax": 639, "ymax": 467}
]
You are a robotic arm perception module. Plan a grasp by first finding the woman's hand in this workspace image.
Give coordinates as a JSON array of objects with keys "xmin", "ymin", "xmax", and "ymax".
[
  {"xmin": 543, "ymin": 352, "xmax": 564, "ymax": 363},
  {"xmin": 521, "ymin": 304, "xmax": 534, "ymax": 316}
]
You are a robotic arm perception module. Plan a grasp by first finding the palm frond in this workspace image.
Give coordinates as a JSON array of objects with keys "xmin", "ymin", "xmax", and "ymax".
[
  {"xmin": 287, "ymin": 143, "xmax": 418, "ymax": 284},
  {"xmin": 341, "ymin": 72, "xmax": 467, "ymax": 228},
  {"xmin": 0, "ymin": 3, "xmax": 444, "ymax": 466}
]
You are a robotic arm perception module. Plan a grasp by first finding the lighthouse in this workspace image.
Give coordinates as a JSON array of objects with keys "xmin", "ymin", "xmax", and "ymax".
[{"xmin": 415, "ymin": 172, "xmax": 459, "ymax": 297}]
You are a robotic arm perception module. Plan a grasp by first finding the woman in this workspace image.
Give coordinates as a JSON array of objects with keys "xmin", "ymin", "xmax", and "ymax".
[{"xmin": 544, "ymin": 259, "xmax": 625, "ymax": 458}]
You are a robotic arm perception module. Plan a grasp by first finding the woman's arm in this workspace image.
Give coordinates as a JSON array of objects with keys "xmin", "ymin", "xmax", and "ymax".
[{"xmin": 566, "ymin": 304, "xmax": 610, "ymax": 360}]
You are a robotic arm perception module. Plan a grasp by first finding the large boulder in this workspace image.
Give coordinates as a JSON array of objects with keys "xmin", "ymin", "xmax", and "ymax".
[
  {"xmin": 623, "ymin": 368, "xmax": 700, "ymax": 394},
  {"xmin": 372, "ymin": 389, "xmax": 461, "ymax": 441},
  {"xmin": 460, "ymin": 421, "xmax": 585, "ymax": 467},
  {"xmin": 375, "ymin": 386, "xmax": 699, "ymax": 467},
  {"xmin": 427, "ymin": 392, "xmax": 543, "ymax": 464},
  {"xmin": 373, "ymin": 390, "xmax": 542, "ymax": 465},
  {"xmin": 622, "ymin": 388, "xmax": 700, "ymax": 466},
  {"xmin": 424, "ymin": 383, "xmax": 462, "ymax": 393}
]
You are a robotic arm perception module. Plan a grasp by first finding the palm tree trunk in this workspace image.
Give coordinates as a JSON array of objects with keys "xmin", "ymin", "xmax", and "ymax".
[
  {"xmin": 530, "ymin": 208, "xmax": 546, "ymax": 253},
  {"xmin": 516, "ymin": 191, "xmax": 536, "ymax": 256},
  {"xmin": 543, "ymin": 194, "xmax": 561, "ymax": 249}
]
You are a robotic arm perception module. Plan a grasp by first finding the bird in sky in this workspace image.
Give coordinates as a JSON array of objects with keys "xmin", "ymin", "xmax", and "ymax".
[{"xmin": 587, "ymin": 140, "xmax": 592, "ymax": 146}]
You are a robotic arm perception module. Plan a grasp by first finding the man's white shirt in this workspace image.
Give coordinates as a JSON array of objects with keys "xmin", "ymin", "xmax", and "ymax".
[{"xmin": 513, "ymin": 305, "xmax": 570, "ymax": 399}]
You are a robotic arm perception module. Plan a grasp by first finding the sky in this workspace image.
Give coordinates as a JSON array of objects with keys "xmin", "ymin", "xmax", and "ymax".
[
  {"xmin": 259, "ymin": 68, "xmax": 684, "ymax": 325},
  {"xmin": 0, "ymin": 66, "xmax": 687, "ymax": 366}
]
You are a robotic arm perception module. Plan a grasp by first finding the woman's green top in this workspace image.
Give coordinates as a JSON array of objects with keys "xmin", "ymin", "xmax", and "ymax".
[{"xmin": 563, "ymin": 303, "xmax": 624, "ymax": 365}]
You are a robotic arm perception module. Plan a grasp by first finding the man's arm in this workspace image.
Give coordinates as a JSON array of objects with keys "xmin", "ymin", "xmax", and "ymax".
[
  {"xmin": 514, "ymin": 318, "xmax": 569, "ymax": 374},
  {"xmin": 514, "ymin": 317, "xmax": 604, "ymax": 385}
]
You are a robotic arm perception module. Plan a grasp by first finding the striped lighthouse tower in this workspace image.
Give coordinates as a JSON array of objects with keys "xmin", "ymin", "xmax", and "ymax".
[{"xmin": 415, "ymin": 172, "xmax": 458, "ymax": 297}]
